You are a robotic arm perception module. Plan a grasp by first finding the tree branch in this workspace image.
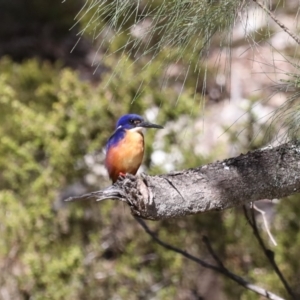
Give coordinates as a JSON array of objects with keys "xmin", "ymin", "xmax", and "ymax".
[
  {"xmin": 135, "ymin": 218, "xmax": 285, "ymax": 300},
  {"xmin": 243, "ymin": 206, "xmax": 296, "ymax": 299},
  {"xmin": 252, "ymin": 0, "xmax": 300, "ymax": 45},
  {"xmin": 66, "ymin": 141, "xmax": 300, "ymax": 220}
]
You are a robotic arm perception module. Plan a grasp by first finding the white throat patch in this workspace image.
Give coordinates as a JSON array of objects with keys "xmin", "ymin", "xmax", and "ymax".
[{"xmin": 129, "ymin": 127, "xmax": 144, "ymax": 133}]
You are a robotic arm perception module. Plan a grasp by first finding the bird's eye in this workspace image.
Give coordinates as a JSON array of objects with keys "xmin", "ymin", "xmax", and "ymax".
[{"xmin": 129, "ymin": 119, "xmax": 134, "ymax": 124}]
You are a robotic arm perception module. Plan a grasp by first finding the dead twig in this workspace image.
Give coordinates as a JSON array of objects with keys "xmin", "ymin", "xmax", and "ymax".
[
  {"xmin": 202, "ymin": 236, "xmax": 225, "ymax": 269},
  {"xmin": 135, "ymin": 217, "xmax": 285, "ymax": 300},
  {"xmin": 243, "ymin": 206, "xmax": 296, "ymax": 299},
  {"xmin": 253, "ymin": 203, "xmax": 277, "ymax": 246}
]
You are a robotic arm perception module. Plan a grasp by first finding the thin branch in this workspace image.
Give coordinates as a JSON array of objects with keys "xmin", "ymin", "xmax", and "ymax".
[
  {"xmin": 243, "ymin": 206, "xmax": 296, "ymax": 299},
  {"xmin": 65, "ymin": 184, "xmax": 127, "ymax": 202},
  {"xmin": 202, "ymin": 236, "xmax": 225, "ymax": 269},
  {"xmin": 135, "ymin": 217, "xmax": 285, "ymax": 300},
  {"xmin": 252, "ymin": 0, "xmax": 300, "ymax": 45},
  {"xmin": 253, "ymin": 203, "xmax": 277, "ymax": 246}
]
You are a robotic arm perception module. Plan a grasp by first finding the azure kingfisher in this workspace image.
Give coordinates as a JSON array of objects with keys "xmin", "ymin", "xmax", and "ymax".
[{"xmin": 105, "ymin": 114, "xmax": 163, "ymax": 183}]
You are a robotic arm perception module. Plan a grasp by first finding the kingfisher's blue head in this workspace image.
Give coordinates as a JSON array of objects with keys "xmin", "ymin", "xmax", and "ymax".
[
  {"xmin": 106, "ymin": 114, "xmax": 163, "ymax": 151},
  {"xmin": 116, "ymin": 114, "xmax": 163, "ymax": 131}
]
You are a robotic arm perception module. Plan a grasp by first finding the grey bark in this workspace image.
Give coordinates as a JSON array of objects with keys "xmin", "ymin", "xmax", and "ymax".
[{"xmin": 66, "ymin": 141, "xmax": 300, "ymax": 220}]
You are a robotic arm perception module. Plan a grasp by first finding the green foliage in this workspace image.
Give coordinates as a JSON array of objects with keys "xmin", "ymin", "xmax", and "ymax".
[
  {"xmin": 0, "ymin": 56, "xmax": 205, "ymax": 299},
  {"xmin": 76, "ymin": 0, "xmax": 242, "ymax": 101},
  {"xmin": 1, "ymin": 52, "xmax": 299, "ymax": 300},
  {"xmin": 1, "ymin": 0, "xmax": 300, "ymax": 299},
  {"xmin": 78, "ymin": 0, "xmax": 241, "ymax": 57}
]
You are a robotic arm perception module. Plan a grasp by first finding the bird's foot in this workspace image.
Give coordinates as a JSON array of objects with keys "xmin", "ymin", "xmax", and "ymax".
[
  {"xmin": 116, "ymin": 172, "xmax": 136, "ymax": 183},
  {"xmin": 116, "ymin": 172, "xmax": 126, "ymax": 181}
]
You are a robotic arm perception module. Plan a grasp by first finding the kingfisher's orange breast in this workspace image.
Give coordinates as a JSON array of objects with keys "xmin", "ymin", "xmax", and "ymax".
[{"xmin": 105, "ymin": 130, "xmax": 145, "ymax": 182}]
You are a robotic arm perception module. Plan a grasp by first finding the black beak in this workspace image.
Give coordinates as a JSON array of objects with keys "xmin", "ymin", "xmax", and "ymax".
[{"xmin": 139, "ymin": 121, "xmax": 163, "ymax": 129}]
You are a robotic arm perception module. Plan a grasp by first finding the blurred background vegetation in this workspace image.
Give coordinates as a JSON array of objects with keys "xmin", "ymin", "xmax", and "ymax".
[{"xmin": 0, "ymin": 0, "xmax": 300, "ymax": 299}]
